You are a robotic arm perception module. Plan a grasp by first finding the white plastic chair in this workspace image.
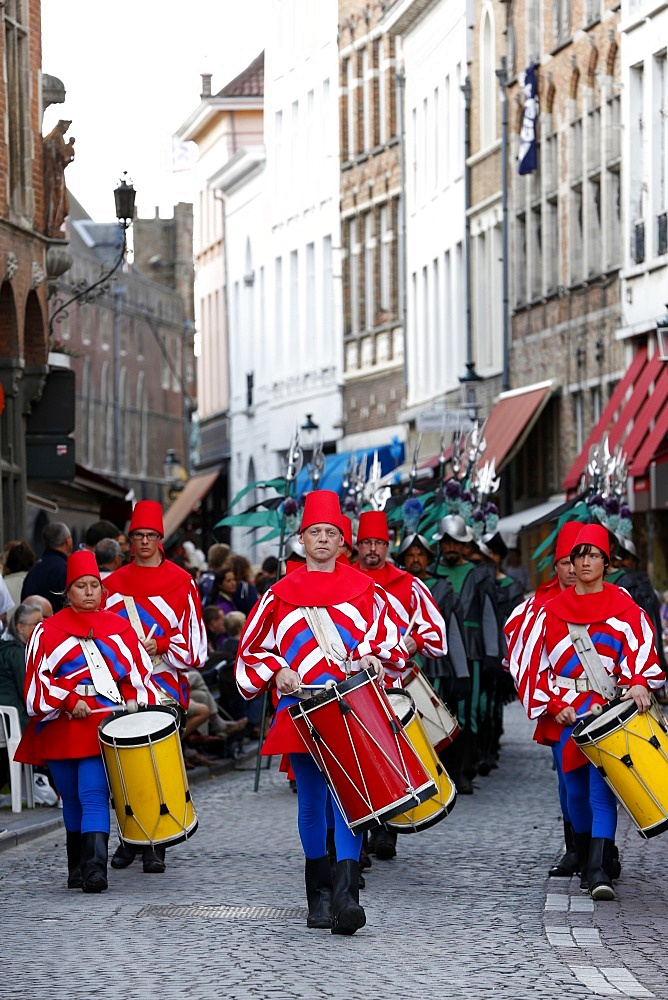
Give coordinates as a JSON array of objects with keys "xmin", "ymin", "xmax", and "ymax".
[{"xmin": 0, "ymin": 705, "xmax": 35, "ymax": 813}]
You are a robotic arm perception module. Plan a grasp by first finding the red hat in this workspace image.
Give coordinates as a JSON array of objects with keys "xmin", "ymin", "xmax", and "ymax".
[
  {"xmin": 339, "ymin": 515, "xmax": 353, "ymax": 549},
  {"xmin": 357, "ymin": 511, "xmax": 389, "ymax": 543},
  {"xmin": 66, "ymin": 550, "xmax": 101, "ymax": 589},
  {"xmin": 572, "ymin": 523, "xmax": 610, "ymax": 561},
  {"xmin": 554, "ymin": 521, "xmax": 584, "ymax": 563},
  {"xmin": 129, "ymin": 500, "xmax": 164, "ymax": 538},
  {"xmin": 299, "ymin": 491, "xmax": 344, "ymax": 534}
]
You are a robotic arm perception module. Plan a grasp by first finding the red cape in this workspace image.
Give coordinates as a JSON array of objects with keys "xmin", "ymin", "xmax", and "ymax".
[
  {"xmin": 357, "ymin": 561, "xmax": 413, "ymax": 611},
  {"xmin": 546, "ymin": 581, "xmax": 636, "ymax": 624},
  {"xmin": 271, "ymin": 561, "xmax": 372, "ymax": 606},
  {"xmin": 104, "ymin": 558, "xmax": 193, "ymax": 598},
  {"xmin": 46, "ymin": 606, "xmax": 136, "ymax": 639}
]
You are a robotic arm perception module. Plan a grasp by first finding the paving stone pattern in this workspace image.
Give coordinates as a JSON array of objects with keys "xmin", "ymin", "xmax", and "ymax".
[{"xmin": 1, "ymin": 703, "xmax": 667, "ymax": 999}]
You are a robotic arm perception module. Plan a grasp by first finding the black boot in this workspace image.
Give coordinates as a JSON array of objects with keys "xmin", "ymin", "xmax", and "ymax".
[
  {"xmin": 359, "ymin": 830, "xmax": 372, "ymax": 870},
  {"xmin": 331, "ymin": 859, "xmax": 366, "ymax": 936},
  {"xmin": 81, "ymin": 832, "xmax": 109, "ymax": 893},
  {"xmin": 612, "ymin": 844, "xmax": 622, "ymax": 880},
  {"xmin": 572, "ymin": 831, "xmax": 591, "ymax": 893},
  {"xmin": 549, "ymin": 820, "xmax": 580, "ymax": 878},
  {"xmin": 588, "ymin": 838, "xmax": 616, "ymax": 901},
  {"xmin": 305, "ymin": 855, "xmax": 333, "ymax": 929},
  {"xmin": 110, "ymin": 840, "xmax": 136, "ymax": 869},
  {"xmin": 373, "ymin": 824, "xmax": 397, "ymax": 860},
  {"xmin": 66, "ymin": 831, "xmax": 83, "ymax": 889},
  {"xmin": 143, "ymin": 844, "xmax": 166, "ymax": 874}
]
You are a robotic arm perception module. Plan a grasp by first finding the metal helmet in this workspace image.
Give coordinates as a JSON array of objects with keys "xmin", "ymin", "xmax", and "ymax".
[
  {"xmin": 432, "ymin": 514, "xmax": 474, "ymax": 543},
  {"xmin": 285, "ymin": 535, "xmax": 306, "ymax": 560},
  {"xmin": 396, "ymin": 532, "xmax": 435, "ymax": 561}
]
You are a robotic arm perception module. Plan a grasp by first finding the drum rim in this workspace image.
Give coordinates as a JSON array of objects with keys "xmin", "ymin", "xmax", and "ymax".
[
  {"xmin": 288, "ymin": 666, "xmax": 376, "ymax": 718},
  {"xmin": 347, "ymin": 777, "xmax": 438, "ymax": 833},
  {"xmin": 117, "ymin": 817, "xmax": 199, "ymax": 849},
  {"xmin": 388, "ymin": 786, "xmax": 457, "ymax": 833},
  {"xmin": 572, "ymin": 698, "xmax": 638, "ymax": 745},
  {"xmin": 385, "ymin": 687, "xmax": 416, "ymax": 727},
  {"xmin": 98, "ymin": 705, "xmax": 178, "ymax": 746}
]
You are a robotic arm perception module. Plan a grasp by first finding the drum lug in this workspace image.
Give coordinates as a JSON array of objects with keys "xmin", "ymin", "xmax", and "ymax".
[
  {"xmin": 389, "ymin": 719, "xmax": 400, "ymax": 735},
  {"xmin": 649, "ymin": 735, "xmax": 661, "ymax": 749},
  {"xmin": 621, "ymin": 754, "xmax": 633, "ymax": 768},
  {"xmin": 338, "ymin": 700, "xmax": 353, "ymax": 716},
  {"xmin": 160, "ymin": 803, "xmax": 169, "ymax": 815},
  {"xmin": 596, "ymin": 765, "xmax": 607, "ymax": 777},
  {"xmin": 125, "ymin": 805, "xmax": 134, "ymax": 816}
]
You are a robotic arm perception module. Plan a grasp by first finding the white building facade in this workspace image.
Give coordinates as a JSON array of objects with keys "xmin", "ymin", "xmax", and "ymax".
[{"xmin": 384, "ymin": 0, "xmax": 470, "ymax": 413}]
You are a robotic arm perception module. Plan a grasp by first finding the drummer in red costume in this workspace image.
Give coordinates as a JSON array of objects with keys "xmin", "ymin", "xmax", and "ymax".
[
  {"xmin": 236, "ymin": 490, "xmax": 406, "ymax": 934},
  {"xmin": 355, "ymin": 509, "xmax": 447, "ymax": 859},
  {"xmin": 104, "ymin": 499, "xmax": 207, "ymax": 873},
  {"xmin": 506, "ymin": 520, "xmax": 582, "ymax": 879},
  {"xmin": 512, "ymin": 523, "xmax": 664, "ymax": 900},
  {"xmin": 16, "ymin": 551, "xmax": 160, "ymax": 893}
]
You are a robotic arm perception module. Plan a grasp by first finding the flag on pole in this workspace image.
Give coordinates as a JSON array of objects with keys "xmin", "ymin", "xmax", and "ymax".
[{"xmin": 518, "ymin": 64, "xmax": 539, "ymax": 175}]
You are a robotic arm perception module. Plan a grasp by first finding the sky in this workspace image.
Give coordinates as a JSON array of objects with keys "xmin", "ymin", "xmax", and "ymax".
[{"xmin": 40, "ymin": 0, "xmax": 270, "ymax": 223}]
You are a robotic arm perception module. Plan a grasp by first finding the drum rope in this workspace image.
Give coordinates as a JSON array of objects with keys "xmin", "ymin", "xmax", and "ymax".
[{"xmin": 301, "ymin": 606, "xmax": 352, "ymax": 675}]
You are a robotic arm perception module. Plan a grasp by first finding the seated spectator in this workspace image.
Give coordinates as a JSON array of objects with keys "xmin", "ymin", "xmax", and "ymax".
[
  {"xmin": 256, "ymin": 556, "xmax": 279, "ymax": 595},
  {"xmin": 205, "ymin": 566, "xmax": 239, "ymax": 614},
  {"xmin": 228, "ymin": 555, "xmax": 259, "ymax": 614},
  {"xmin": 198, "ymin": 543, "xmax": 231, "ymax": 605},
  {"xmin": 218, "ymin": 611, "xmax": 263, "ymax": 737},
  {"xmin": 95, "ymin": 538, "xmax": 123, "ymax": 578},
  {"xmin": 184, "ymin": 669, "xmax": 247, "ymax": 765},
  {"xmin": 3, "ymin": 541, "xmax": 36, "ymax": 608},
  {"xmin": 22, "ymin": 594, "xmax": 54, "ymax": 619},
  {"xmin": 0, "ymin": 602, "xmax": 43, "ymax": 790},
  {"xmin": 203, "ymin": 605, "xmax": 227, "ymax": 652}
]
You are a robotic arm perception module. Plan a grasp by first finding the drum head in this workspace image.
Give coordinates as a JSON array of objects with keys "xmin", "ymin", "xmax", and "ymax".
[
  {"xmin": 99, "ymin": 706, "xmax": 177, "ymax": 745},
  {"xmin": 385, "ymin": 688, "xmax": 415, "ymax": 727},
  {"xmin": 572, "ymin": 699, "xmax": 636, "ymax": 745}
]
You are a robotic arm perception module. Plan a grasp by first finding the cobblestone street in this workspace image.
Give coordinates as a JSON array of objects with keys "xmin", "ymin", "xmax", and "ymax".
[{"xmin": 1, "ymin": 702, "xmax": 667, "ymax": 1000}]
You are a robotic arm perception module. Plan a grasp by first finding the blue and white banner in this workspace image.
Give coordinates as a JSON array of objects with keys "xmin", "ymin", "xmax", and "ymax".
[{"xmin": 518, "ymin": 64, "xmax": 539, "ymax": 175}]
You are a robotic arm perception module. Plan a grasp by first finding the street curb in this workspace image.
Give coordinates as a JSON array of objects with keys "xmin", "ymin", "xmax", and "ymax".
[{"xmin": 0, "ymin": 743, "xmax": 261, "ymax": 853}]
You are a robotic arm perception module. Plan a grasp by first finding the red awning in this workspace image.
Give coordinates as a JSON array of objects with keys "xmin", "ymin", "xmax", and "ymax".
[
  {"xmin": 163, "ymin": 469, "xmax": 220, "ymax": 540},
  {"xmin": 563, "ymin": 346, "xmax": 668, "ymax": 489},
  {"xmin": 480, "ymin": 380, "xmax": 555, "ymax": 470}
]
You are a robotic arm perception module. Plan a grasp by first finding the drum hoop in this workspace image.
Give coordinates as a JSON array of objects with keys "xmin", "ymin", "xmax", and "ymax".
[
  {"xmin": 572, "ymin": 698, "xmax": 638, "ymax": 745},
  {"xmin": 98, "ymin": 706, "xmax": 178, "ymax": 747},
  {"xmin": 288, "ymin": 667, "xmax": 375, "ymax": 719}
]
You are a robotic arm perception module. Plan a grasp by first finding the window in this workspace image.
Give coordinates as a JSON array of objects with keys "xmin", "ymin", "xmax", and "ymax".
[
  {"xmin": 377, "ymin": 37, "xmax": 387, "ymax": 145},
  {"xmin": 346, "ymin": 57, "xmax": 356, "ymax": 160},
  {"xmin": 5, "ymin": 0, "xmax": 30, "ymax": 218},
  {"xmin": 364, "ymin": 212, "xmax": 375, "ymax": 330},
  {"xmin": 306, "ymin": 242, "xmax": 316, "ymax": 344},
  {"xmin": 362, "ymin": 46, "xmax": 371, "ymax": 152},
  {"xmin": 480, "ymin": 6, "xmax": 496, "ymax": 148},
  {"xmin": 350, "ymin": 218, "xmax": 360, "ymax": 334},
  {"xmin": 553, "ymin": 0, "xmax": 571, "ymax": 48},
  {"xmin": 323, "ymin": 235, "xmax": 333, "ymax": 343},
  {"xmin": 289, "ymin": 250, "xmax": 299, "ymax": 347},
  {"xmin": 654, "ymin": 51, "xmax": 667, "ymax": 255}
]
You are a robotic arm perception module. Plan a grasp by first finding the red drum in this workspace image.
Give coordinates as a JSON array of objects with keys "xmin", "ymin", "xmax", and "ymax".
[
  {"xmin": 403, "ymin": 662, "xmax": 460, "ymax": 752},
  {"xmin": 289, "ymin": 668, "xmax": 437, "ymax": 833}
]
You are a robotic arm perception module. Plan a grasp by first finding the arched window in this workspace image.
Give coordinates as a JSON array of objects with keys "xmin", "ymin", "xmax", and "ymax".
[
  {"xmin": 137, "ymin": 372, "xmax": 148, "ymax": 476},
  {"xmin": 480, "ymin": 5, "xmax": 497, "ymax": 148}
]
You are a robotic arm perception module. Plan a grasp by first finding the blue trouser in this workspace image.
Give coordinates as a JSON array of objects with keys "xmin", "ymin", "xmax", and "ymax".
[
  {"xmin": 47, "ymin": 757, "xmax": 111, "ymax": 835},
  {"xmin": 558, "ymin": 727, "xmax": 616, "ymax": 840},
  {"xmin": 289, "ymin": 752, "xmax": 362, "ymax": 861}
]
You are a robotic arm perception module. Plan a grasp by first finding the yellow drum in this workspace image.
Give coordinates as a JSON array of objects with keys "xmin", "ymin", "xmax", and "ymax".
[
  {"xmin": 403, "ymin": 663, "xmax": 460, "ymax": 752},
  {"xmin": 384, "ymin": 689, "xmax": 456, "ymax": 834},
  {"xmin": 572, "ymin": 696, "xmax": 668, "ymax": 840},
  {"xmin": 99, "ymin": 706, "xmax": 198, "ymax": 847}
]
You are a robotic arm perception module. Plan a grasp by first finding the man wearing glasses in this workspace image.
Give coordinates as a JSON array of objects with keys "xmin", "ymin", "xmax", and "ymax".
[
  {"xmin": 515, "ymin": 523, "xmax": 664, "ymax": 901},
  {"xmin": 104, "ymin": 499, "xmax": 207, "ymax": 873}
]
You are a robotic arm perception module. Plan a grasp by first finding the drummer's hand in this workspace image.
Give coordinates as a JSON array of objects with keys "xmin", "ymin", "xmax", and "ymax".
[
  {"xmin": 71, "ymin": 699, "xmax": 91, "ymax": 720},
  {"xmin": 275, "ymin": 667, "xmax": 301, "ymax": 695},
  {"xmin": 359, "ymin": 655, "xmax": 384, "ymax": 684},
  {"xmin": 142, "ymin": 637, "xmax": 158, "ymax": 657},
  {"xmin": 554, "ymin": 706, "xmax": 577, "ymax": 726},
  {"xmin": 622, "ymin": 684, "xmax": 651, "ymax": 714},
  {"xmin": 404, "ymin": 635, "xmax": 418, "ymax": 657}
]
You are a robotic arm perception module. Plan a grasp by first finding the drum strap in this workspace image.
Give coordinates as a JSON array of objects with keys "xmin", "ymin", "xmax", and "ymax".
[
  {"xmin": 301, "ymin": 606, "xmax": 352, "ymax": 675},
  {"xmin": 78, "ymin": 639, "xmax": 124, "ymax": 704},
  {"xmin": 123, "ymin": 596, "xmax": 164, "ymax": 668},
  {"xmin": 566, "ymin": 623, "xmax": 618, "ymax": 700}
]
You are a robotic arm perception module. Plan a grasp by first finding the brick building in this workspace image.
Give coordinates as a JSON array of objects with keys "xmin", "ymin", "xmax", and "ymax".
[{"xmin": 338, "ymin": 1, "xmax": 407, "ymax": 454}]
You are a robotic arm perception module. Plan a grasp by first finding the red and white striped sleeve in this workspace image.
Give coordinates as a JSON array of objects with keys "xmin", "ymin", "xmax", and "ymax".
[
  {"xmin": 356, "ymin": 584, "xmax": 407, "ymax": 685},
  {"xmin": 236, "ymin": 590, "xmax": 288, "ymax": 700},
  {"xmin": 408, "ymin": 577, "xmax": 448, "ymax": 658}
]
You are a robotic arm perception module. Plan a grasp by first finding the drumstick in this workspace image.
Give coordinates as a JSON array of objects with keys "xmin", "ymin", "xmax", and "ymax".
[
  {"xmin": 404, "ymin": 609, "xmax": 420, "ymax": 637},
  {"xmin": 146, "ymin": 624, "xmax": 157, "ymax": 641}
]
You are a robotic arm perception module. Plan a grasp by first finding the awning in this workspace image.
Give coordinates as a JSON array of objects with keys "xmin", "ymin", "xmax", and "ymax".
[
  {"xmin": 496, "ymin": 496, "xmax": 568, "ymax": 547},
  {"xmin": 480, "ymin": 380, "xmax": 556, "ymax": 471},
  {"xmin": 163, "ymin": 469, "xmax": 220, "ymax": 539},
  {"xmin": 563, "ymin": 346, "xmax": 668, "ymax": 488},
  {"xmin": 295, "ymin": 443, "xmax": 405, "ymax": 496},
  {"xmin": 28, "ymin": 462, "xmax": 128, "ymax": 515}
]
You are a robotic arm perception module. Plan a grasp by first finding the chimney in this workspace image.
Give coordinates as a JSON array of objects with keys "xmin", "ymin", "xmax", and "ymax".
[{"xmin": 200, "ymin": 73, "xmax": 212, "ymax": 98}]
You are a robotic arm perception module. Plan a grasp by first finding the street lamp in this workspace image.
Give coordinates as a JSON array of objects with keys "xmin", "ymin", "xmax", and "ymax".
[
  {"xmin": 48, "ymin": 173, "xmax": 136, "ymax": 339},
  {"xmin": 459, "ymin": 363, "xmax": 483, "ymax": 419},
  {"xmin": 163, "ymin": 448, "xmax": 186, "ymax": 502}
]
